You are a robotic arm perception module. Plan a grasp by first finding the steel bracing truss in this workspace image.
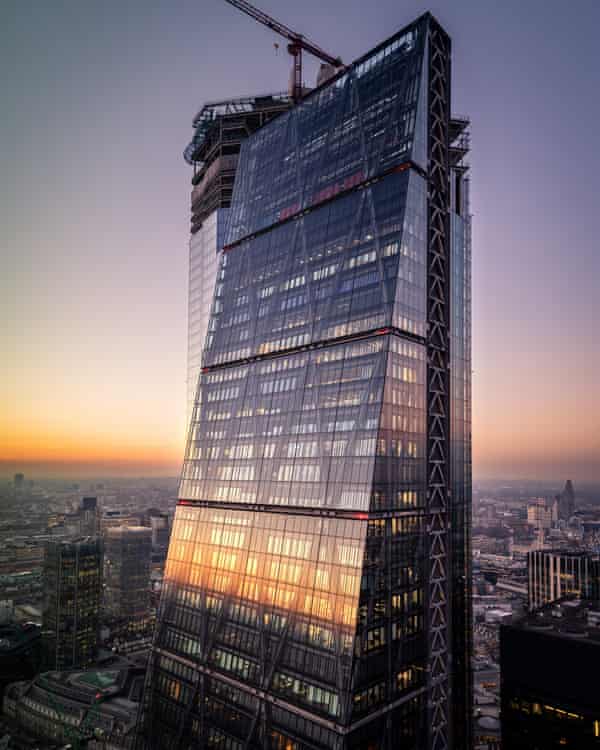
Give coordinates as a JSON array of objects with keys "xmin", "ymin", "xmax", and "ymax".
[{"xmin": 424, "ymin": 19, "xmax": 452, "ymax": 750}]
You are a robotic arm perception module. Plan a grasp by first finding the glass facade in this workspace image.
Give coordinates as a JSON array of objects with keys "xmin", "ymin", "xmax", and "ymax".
[
  {"xmin": 449, "ymin": 165, "xmax": 473, "ymax": 750},
  {"xmin": 528, "ymin": 550, "xmax": 600, "ymax": 611},
  {"xmin": 103, "ymin": 526, "xmax": 152, "ymax": 628},
  {"xmin": 187, "ymin": 209, "xmax": 228, "ymax": 427},
  {"xmin": 225, "ymin": 24, "xmax": 427, "ymax": 245},
  {"xmin": 140, "ymin": 12, "xmax": 471, "ymax": 750},
  {"xmin": 501, "ymin": 605, "xmax": 600, "ymax": 749},
  {"xmin": 42, "ymin": 539, "xmax": 102, "ymax": 670}
]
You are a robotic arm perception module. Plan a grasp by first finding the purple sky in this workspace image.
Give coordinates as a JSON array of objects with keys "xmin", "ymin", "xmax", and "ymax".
[{"xmin": 2, "ymin": 0, "xmax": 599, "ymax": 480}]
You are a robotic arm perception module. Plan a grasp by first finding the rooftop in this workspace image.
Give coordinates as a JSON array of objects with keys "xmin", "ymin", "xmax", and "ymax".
[
  {"xmin": 529, "ymin": 547, "xmax": 598, "ymax": 558},
  {"xmin": 509, "ymin": 597, "xmax": 600, "ymax": 643},
  {"xmin": 5, "ymin": 658, "xmax": 146, "ymax": 743},
  {"xmin": 0, "ymin": 623, "xmax": 41, "ymax": 653},
  {"xmin": 184, "ymin": 92, "xmax": 293, "ymax": 165},
  {"xmin": 105, "ymin": 525, "xmax": 151, "ymax": 535}
]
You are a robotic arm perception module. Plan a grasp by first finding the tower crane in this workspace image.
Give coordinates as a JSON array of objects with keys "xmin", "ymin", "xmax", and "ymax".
[{"xmin": 222, "ymin": 0, "xmax": 343, "ymax": 103}]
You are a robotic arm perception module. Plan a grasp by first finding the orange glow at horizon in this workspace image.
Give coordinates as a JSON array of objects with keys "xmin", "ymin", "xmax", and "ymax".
[
  {"xmin": 0, "ymin": 425, "xmax": 185, "ymax": 479},
  {"xmin": 0, "ymin": 424, "xmax": 182, "ymax": 464},
  {"xmin": 2, "ymin": 310, "xmax": 599, "ymax": 481},
  {"xmin": 0, "ymin": 391, "xmax": 186, "ymax": 477},
  {"xmin": 1, "ymin": 336, "xmax": 188, "ymax": 476},
  {"xmin": 2, "ymin": 390, "xmax": 599, "ymax": 480}
]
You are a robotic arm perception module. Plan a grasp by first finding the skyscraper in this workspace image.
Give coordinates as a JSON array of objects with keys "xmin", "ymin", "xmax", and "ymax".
[
  {"xmin": 80, "ymin": 496, "xmax": 99, "ymax": 536},
  {"xmin": 42, "ymin": 538, "xmax": 102, "ymax": 670},
  {"xmin": 150, "ymin": 511, "xmax": 171, "ymax": 552},
  {"xmin": 104, "ymin": 526, "xmax": 152, "ymax": 633},
  {"xmin": 140, "ymin": 12, "xmax": 471, "ymax": 749},
  {"xmin": 558, "ymin": 480, "xmax": 576, "ymax": 522}
]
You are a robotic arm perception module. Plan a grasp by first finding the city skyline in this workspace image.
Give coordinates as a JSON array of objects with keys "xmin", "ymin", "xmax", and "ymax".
[{"xmin": 2, "ymin": 0, "xmax": 599, "ymax": 482}]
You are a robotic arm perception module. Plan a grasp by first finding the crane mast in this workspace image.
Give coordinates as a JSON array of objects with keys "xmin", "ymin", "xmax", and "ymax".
[{"xmin": 222, "ymin": 0, "xmax": 343, "ymax": 102}]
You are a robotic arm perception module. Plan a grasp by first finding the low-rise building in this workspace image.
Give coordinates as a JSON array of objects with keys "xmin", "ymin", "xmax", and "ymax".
[
  {"xmin": 3, "ymin": 661, "xmax": 144, "ymax": 749},
  {"xmin": 0, "ymin": 622, "xmax": 43, "ymax": 702}
]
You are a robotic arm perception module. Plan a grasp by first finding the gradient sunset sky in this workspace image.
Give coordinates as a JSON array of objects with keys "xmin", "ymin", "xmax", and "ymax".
[{"xmin": 2, "ymin": 0, "xmax": 599, "ymax": 481}]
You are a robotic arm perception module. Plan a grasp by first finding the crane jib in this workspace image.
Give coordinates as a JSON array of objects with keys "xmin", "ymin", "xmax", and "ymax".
[{"xmin": 221, "ymin": 0, "xmax": 343, "ymax": 101}]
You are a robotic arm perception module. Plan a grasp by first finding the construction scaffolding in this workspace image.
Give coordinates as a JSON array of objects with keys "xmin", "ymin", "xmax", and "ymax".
[{"xmin": 184, "ymin": 94, "xmax": 293, "ymax": 233}]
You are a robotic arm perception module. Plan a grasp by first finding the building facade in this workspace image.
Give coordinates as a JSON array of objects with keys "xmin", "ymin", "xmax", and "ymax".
[
  {"xmin": 42, "ymin": 538, "xmax": 102, "ymax": 670},
  {"xmin": 150, "ymin": 512, "xmax": 171, "ymax": 551},
  {"xmin": 185, "ymin": 95, "xmax": 293, "ymax": 427},
  {"xmin": 104, "ymin": 526, "xmax": 152, "ymax": 631},
  {"xmin": 80, "ymin": 496, "xmax": 99, "ymax": 536},
  {"xmin": 501, "ymin": 600, "xmax": 600, "ymax": 749},
  {"xmin": 0, "ymin": 622, "xmax": 43, "ymax": 702},
  {"xmin": 527, "ymin": 498, "xmax": 558, "ymax": 533},
  {"xmin": 140, "ymin": 13, "xmax": 471, "ymax": 750},
  {"xmin": 557, "ymin": 480, "xmax": 576, "ymax": 522},
  {"xmin": 3, "ymin": 661, "xmax": 145, "ymax": 748},
  {"xmin": 528, "ymin": 549, "xmax": 600, "ymax": 611}
]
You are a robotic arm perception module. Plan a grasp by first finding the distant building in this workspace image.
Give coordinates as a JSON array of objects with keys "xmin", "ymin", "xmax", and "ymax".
[
  {"xmin": 3, "ymin": 660, "xmax": 145, "ymax": 748},
  {"xmin": 0, "ymin": 622, "xmax": 43, "ymax": 702},
  {"xmin": 528, "ymin": 549, "xmax": 600, "ymax": 611},
  {"xmin": 501, "ymin": 599, "xmax": 600, "ymax": 749},
  {"xmin": 527, "ymin": 497, "xmax": 558, "ymax": 532},
  {"xmin": 0, "ymin": 538, "xmax": 45, "ymax": 577},
  {"xmin": 0, "ymin": 570, "xmax": 43, "ymax": 607},
  {"xmin": 100, "ymin": 509, "xmax": 140, "ymax": 534},
  {"xmin": 484, "ymin": 608, "xmax": 512, "ymax": 626},
  {"xmin": 80, "ymin": 496, "xmax": 99, "ymax": 536},
  {"xmin": 103, "ymin": 527, "xmax": 151, "ymax": 632},
  {"xmin": 0, "ymin": 600, "xmax": 13, "ymax": 624},
  {"xmin": 42, "ymin": 538, "xmax": 103, "ymax": 670},
  {"xmin": 558, "ymin": 480, "xmax": 576, "ymax": 522},
  {"xmin": 13, "ymin": 473, "xmax": 24, "ymax": 489},
  {"xmin": 149, "ymin": 513, "xmax": 170, "ymax": 550},
  {"xmin": 45, "ymin": 496, "xmax": 99, "ymax": 541}
]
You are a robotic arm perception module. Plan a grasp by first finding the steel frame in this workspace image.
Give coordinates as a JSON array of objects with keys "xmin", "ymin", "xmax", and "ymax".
[{"xmin": 424, "ymin": 17, "xmax": 452, "ymax": 750}]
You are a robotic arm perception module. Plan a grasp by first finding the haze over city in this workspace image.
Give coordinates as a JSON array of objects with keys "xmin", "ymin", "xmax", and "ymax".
[{"xmin": 2, "ymin": 0, "xmax": 599, "ymax": 481}]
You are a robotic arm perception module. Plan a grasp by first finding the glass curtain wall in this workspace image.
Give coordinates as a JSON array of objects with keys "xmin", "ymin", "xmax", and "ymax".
[
  {"xmin": 139, "ymin": 13, "xmax": 470, "ymax": 750},
  {"xmin": 187, "ymin": 209, "xmax": 228, "ymax": 429}
]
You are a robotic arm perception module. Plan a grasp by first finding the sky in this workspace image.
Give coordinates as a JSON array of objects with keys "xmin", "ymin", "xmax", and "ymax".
[{"xmin": 1, "ymin": 0, "xmax": 599, "ymax": 481}]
